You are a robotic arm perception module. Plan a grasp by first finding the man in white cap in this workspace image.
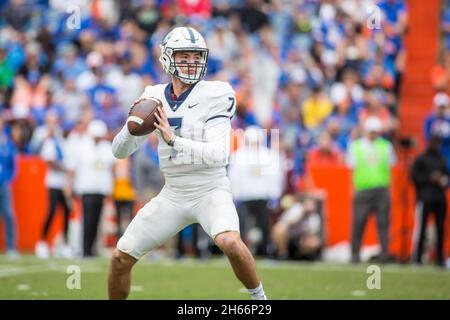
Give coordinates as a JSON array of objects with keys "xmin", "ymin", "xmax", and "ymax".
[
  {"xmin": 346, "ymin": 116, "xmax": 396, "ymax": 263},
  {"xmin": 425, "ymin": 92, "xmax": 450, "ymax": 171},
  {"xmin": 65, "ymin": 119, "xmax": 116, "ymax": 257},
  {"xmin": 228, "ymin": 126, "xmax": 284, "ymax": 257}
]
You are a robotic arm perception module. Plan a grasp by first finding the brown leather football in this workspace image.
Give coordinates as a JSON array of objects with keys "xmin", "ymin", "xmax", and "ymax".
[{"xmin": 127, "ymin": 97, "xmax": 162, "ymax": 136}]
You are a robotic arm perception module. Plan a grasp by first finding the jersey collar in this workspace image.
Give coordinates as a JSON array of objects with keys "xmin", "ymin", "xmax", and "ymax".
[{"xmin": 164, "ymin": 81, "xmax": 199, "ymax": 112}]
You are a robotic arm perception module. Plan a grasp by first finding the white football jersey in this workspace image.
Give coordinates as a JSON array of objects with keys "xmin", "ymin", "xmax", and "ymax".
[{"xmin": 139, "ymin": 80, "xmax": 236, "ymax": 187}]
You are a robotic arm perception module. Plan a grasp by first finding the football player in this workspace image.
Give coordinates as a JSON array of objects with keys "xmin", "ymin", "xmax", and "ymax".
[{"xmin": 109, "ymin": 26, "xmax": 267, "ymax": 300}]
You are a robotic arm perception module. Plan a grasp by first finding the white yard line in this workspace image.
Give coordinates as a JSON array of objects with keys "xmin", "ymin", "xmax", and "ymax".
[
  {"xmin": 0, "ymin": 262, "xmax": 103, "ymax": 278},
  {"xmin": 0, "ymin": 265, "xmax": 51, "ymax": 278}
]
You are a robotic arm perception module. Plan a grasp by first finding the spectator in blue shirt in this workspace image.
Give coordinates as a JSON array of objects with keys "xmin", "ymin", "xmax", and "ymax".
[
  {"xmin": 443, "ymin": 4, "xmax": 450, "ymax": 50},
  {"xmin": 85, "ymin": 67, "xmax": 118, "ymax": 113},
  {"xmin": 0, "ymin": 116, "xmax": 17, "ymax": 256},
  {"xmin": 52, "ymin": 44, "xmax": 87, "ymax": 81},
  {"xmin": 425, "ymin": 92, "xmax": 450, "ymax": 170},
  {"xmin": 95, "ymin": 91, "xmax": 126, "ymax": 134},
  {"xmin": 378, "ymin": 0, "xmax": 408, "ymax": 34}
]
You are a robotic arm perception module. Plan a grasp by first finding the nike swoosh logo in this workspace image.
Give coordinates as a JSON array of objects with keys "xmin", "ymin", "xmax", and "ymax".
[{"xmin": 188, "ymin": 103, "xmax": 199, "ymax": 109}]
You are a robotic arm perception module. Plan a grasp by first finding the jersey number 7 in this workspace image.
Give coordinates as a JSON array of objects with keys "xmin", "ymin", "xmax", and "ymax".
[{"xmin": 168, "ymin": 117, "xmax": 183, "ymax": 135}]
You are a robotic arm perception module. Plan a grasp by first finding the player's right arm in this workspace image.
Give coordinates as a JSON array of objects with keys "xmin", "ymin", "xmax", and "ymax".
[
  {"xmin": 111, "ymin": 125, "xmax": 148, "ymax": 159},
  {"xmin": 112, "ymin": 87, "xmax": 153, "ymax": 159}
]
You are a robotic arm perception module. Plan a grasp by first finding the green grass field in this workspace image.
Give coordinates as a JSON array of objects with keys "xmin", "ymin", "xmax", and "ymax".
[{"xmin": 0, "ymin": 255, "xmax": 449, "ymax": 299}]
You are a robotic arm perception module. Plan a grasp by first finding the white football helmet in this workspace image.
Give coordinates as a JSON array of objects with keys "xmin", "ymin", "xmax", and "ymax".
[{"xmin": 159, "ymin": 27, "xmax": 209, "ymax": 85}]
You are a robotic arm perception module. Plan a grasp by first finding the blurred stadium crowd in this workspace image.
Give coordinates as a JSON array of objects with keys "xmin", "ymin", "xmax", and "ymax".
[{"xmin": 1, "ymin": 0, "xmax": 448, "ymax": 265}]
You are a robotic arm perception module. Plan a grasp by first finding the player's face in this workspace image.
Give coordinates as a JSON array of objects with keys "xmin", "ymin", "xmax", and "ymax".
[{"xmin": 174, "ymin": 51, "xmax": 202, "ymax": 75}]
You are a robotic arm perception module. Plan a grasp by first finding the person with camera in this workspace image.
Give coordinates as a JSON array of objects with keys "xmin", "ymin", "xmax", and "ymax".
[{"xmin": 411, "ymin": 135, "xmax": 449, "ymax": 267}]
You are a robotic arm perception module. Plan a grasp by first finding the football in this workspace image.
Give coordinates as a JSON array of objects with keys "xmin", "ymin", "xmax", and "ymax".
[{"xmin": 127, "ymin": 97, "xmax": 162, "ymax": 136}]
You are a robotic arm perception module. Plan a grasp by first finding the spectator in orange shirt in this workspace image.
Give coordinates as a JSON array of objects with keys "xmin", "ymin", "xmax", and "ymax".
[
  {"xmin": 430, "ymin": 50, "xmax": 450, "ymax": 93},
  {"xmin": 307, "ymin": 132, "xmax": 343, "ymax": 167}
]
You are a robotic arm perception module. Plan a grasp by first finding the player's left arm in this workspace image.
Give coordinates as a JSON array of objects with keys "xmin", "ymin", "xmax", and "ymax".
[
  {"xmin": 154, "ymin": 107, "xmax": 231, "ymax": 164},
  {"xmin": 154, "ymin": 91, "xmax": 235, "ymax": 164}
]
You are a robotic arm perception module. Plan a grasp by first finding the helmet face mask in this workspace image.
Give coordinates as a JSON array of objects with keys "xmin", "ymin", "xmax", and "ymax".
[
  {"xmin": 159, "ymin": 27, "xmax": 209, "ymax": 85},
  {"xmin": 172, "ymin": 48, "xmax": 209, "ymax": 84}
]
